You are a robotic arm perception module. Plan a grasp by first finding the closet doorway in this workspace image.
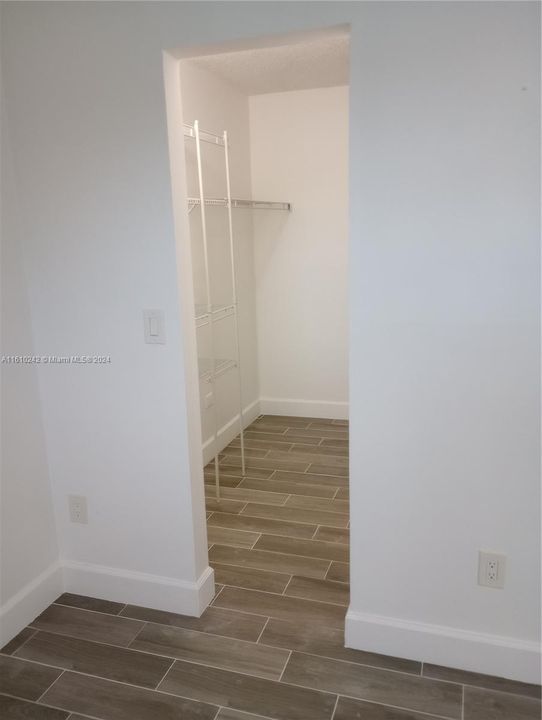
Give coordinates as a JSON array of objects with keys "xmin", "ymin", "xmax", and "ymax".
[{"xmin": 176, "ymin": 26, "xmax": 349, "ymax": 618}]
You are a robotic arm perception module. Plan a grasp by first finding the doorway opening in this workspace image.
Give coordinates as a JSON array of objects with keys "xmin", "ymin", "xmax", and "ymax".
[{"xmin": 168, "ymin": 25, "xmax": 350, "ymax": 617}]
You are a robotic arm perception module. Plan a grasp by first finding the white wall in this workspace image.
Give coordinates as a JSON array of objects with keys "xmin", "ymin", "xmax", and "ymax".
[
  {"xmin": 0, "ymin": 103, "xmax": 62, "ymax": 644},
  {"xmin": 1, "ymin": 1, "xmax": 539, "ymax": 682},
  {"xmin": 179, "ymin": 61, "xmax": 260, "ymax": 456},
  {"xmin": 249, "ymin": 87, "xmax": 348, "ymax": 419},
  {"xmin": 346, "ymin": 1, "xmax": 540, "ymax": 683}
]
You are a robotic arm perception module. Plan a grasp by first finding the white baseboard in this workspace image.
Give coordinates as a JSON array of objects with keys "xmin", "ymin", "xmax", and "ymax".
[
  {"xmin": 63, "ymin": 561, "xmax": 215, "ymax": 617},
  {"xmin": 345, "ymin": 609, "xmax": 541, "ymax": 684},
  {"xmin": 259, "ymin": 397, "xmax": 348, "ymax": 420},
  {"xmin": 0, "ymin": 560, "xmax": 63, "ymax": 647},
  {"xmin": 202, "ymin": 399, "xmax": 260, "ymax": 465}
]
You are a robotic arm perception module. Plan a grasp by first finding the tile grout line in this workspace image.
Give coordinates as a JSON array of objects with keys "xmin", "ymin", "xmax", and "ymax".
[
  {"xmin": 254, "ymin": 616, "xmax": 271, "ymax": 643},
  {"xmin": 213, "ymin": 581, "xmax": 347, "ymax": 608},
  {"xmin": 35, "ymin": 668, "xmax": 66, "ymax": 704},
  {"xmin": 0, "ymin": 693, "xmax": 106, "ymax": 720},
  {"xmin": 210, "ymin": 523, "xmax": 349, "ymax": 546},
  {"xmin": 250, "ymin": 533, "xmax": 263, "ymax": 549},
  {"xmin": 0, "ymin": 648, "xmax": 482, "ymax": 711},
  {"xmin": 127, "ymin": 620, "xmax": 148, "ymax": 648},
  {"xmin": 5, "ymin": 627, "xmax": 39, "ymax": 656},
  {"xmin": 210, "ymin": 543, "xmax": 346, "ymax": 570},
  {"xmin": 210, "ymin": 584, "xmax": 227, "ymax": 605},
  {"xmin": 281, "ymin": 575, "xmax": 295, "ymax": 596},
  {"xmin": 277, "ymin": 649, "xmax": 293, "ymax": 682},
  {"xmin": 153, "ymin": 657, "xmax": 176, "ymax": 691},
  {"xmin": 329, "ymin": 693, "xmax": 340, "ymax": 720}
]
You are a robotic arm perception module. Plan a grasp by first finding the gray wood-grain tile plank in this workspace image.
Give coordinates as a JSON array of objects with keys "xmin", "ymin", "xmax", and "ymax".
[
  {"xmin": 0, "ymin": 695, "xmax": 69, "ymax": 719},
  {"xmin": 205, "ymin": 486, "xmax": 289, "ymax": 506},
  {"xmin": 254, "ymin": 534, "xmax": 349, "ymax": 563},
  {"xmin": 212, "ymin": 562, "xmax": 291, "ymax": 593},
  {"xmin": 314, "ymin": 527, "xmax": 349, "ymax": 545},
  {"xmin": 333, "ymin": 696, "xmax": 443, "ymax": 719},
  {"xmin": 230, "ymin": 437, "xmax": 295, "ymax": 450},
  {"xmin": 205, "ymin": 498, "xmax": 247, "ymax": 514},
  {"xmin": 242, "ymin": 503, "xmax": 349, "ymax": 529},
  {"xmin": 16, "ymin": 631, "xmax": 172, "ymax": 689},
  {"xmin": 207, "ymin": 511, "xmax": 317, "ymax": 539},
  {"xmin": 221, "ymin": 447, "xmax": 270, "ymax": 458},
  {"xmin": 204, "ymin": 475, "xmax": 243, "ymax": 488},
  {"xmin": 260, "ymin": 619, "xmax": 420, "ymax": 674},
  {"xmin": 0, "ymin": 655, "xmax": 63, "ymax": 701},
  {"xmin": 268, "ymin": 450, "xmax": 348, "ymax": 465},
  {"xmin": 217, "ymin": 709, "xmax": 271, "ymax": 720},
  {"xmin": 0, "ymin": 628, "xmax": 36, "ymax": 656},
  {"xmin": 160, "ymin": 659, "xmax": 337, "ymax": 720},
  {"xmin": 213, "ymin": 587, "xmax": 346, "ymax": 629},
  {"xmin": 307, "ymin": 465, "xmax": 349, "ymax": 478},
  {"xmin": 239, "ymin": 477, "xmax": 337, "ymax": 499},
  {"xmin": 245, "ymin": 428, "xmax": 290, "ymax": 437},
  {"xmin": 273, "ymin": 471, "xmax": 349, "ymax": 488},
  {"xmin": 285, "ymin": 495, "xmax": 349, "ymax": 513},
  {"xmin": 120, "ymin": 604, "xmax": 266, "ymax": 642},
  {"xmin": 131, "ymin": 623, "xmax": 289, "ymax": 680},
  {"xmin": 284, "ymin": 428, "xmax": 348, "ymax": 440},
  {"xmin": 423, "ymin": 663, "xmax": 541, "ymax": 699},
  {"xmin": 220, "ymin": 458, "xmax": 311, "ymax": 473},
  {"xmin": 54, "ymin": 594, "xmax": 125, "ymax": 616},
  {"xmin": 281, "ymin": 653, "xmax": 462, "ymax": 719},
  {"xmin": 209, "ymin": 545, "xmax": 330, "ymax": 579},
  {"xmin": 326, "ymin": 562, "xmax": 349, "ymax": 583},
  {"xmin": 463, "ymin": 686, "xmax": 541, "ymax": 720},
  {"xmin": 41, "ymin": 670, "xmax": 217, "ymax": 720},
  {"xmin": 206, "ymin": 467, "xmax": 274, "ymax": 480},
  {"xmin": 252, "ymin": 417, "xmax": 312, "ymax": 428},
  {"xmin": 207, "ymin": 526, "xmax": 260, "ymax": 549},
  {"xmin": 284, "ymin": 576, "xmax": 350, "ymax": 606},
  {"xmin": 29, "ymin": 605, "xmax": 144, "ymax": 647}
]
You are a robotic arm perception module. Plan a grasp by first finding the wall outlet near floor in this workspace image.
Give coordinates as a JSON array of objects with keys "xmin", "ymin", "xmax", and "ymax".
[
  {"xmin": 68, "ymin": 495, "xmax": 88, "ymax": 524},
  {"xmin": 478, "ymin": 551, "xmax": 506, "ymax": 589}
]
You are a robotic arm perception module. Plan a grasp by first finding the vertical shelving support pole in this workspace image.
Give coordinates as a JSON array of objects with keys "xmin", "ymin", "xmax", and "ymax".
[
  {"xmin": 194, "ymin": 120, "xmax": 221, "ymax": 500},
  {"xmin": 223, "ymin": 130, "xmax": 246, "ymax": 477}
]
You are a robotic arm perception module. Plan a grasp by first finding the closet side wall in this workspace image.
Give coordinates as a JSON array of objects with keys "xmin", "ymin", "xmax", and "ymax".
[
  {"xmin": 179, "ymin": 62, "xmax": 260, "ymax": 455},
  {"xmin": 249, "ymin": 86, "xmax": 349, "ymax": 419}
]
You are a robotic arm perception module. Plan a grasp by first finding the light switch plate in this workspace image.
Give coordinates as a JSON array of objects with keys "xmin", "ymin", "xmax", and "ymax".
[{"xmin": 143, "ymin": 309, "xmax": 165, "ymax": 344}]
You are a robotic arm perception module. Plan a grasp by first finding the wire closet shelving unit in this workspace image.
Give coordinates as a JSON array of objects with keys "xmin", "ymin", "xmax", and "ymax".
[{"xmin": 183, "ymin": 121, "xmax": 291, "ymax": 499}]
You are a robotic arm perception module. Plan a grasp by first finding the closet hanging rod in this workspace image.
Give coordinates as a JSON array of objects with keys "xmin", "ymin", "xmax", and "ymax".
[
  {"xmin": 187, "ymin": 197, "xmax": 291, "ymax": 212},
  {"xmin": 183, "ymin": 123, "xmax": 225, "ymax": 147}
]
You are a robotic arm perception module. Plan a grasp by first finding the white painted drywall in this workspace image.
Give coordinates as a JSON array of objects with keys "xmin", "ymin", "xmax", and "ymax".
[
  {"xmin": 346, "ymin": 1, "xmax": 540, "ymax": 682},
  {"xmin": 1, "ymin": 102, "xmax": 62, "ymax": 642},
  {"xmin": 179, "ymin": 61, "xmax": 260, "ymax": 453},
  {"xmin": 1, "ymin": 0, "xmax": 539, "ymax": 681},
  {"xmin": 249, "ymin": 87, "xmax": 349, "ymax": 418}
]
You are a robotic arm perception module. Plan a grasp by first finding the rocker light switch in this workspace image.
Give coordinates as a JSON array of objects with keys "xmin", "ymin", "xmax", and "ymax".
[{"xmin": 143, "ymin": 309, "xmax": 165, "ymax": 344}]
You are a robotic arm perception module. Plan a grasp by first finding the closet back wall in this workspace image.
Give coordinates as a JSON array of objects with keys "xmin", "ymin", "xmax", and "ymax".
[
  {"xmin": 179, "ymin": 61, "xmax": 260, "ymax": 458},
  {"xmin": 249, "ymin": 86, "xmax": 349, "ymax": 419}
]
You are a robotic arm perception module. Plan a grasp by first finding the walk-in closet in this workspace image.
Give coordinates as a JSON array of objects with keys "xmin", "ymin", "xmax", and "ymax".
[{"xmin": 178, "ymin": 28, "xmax": 350, "ymax": 625}]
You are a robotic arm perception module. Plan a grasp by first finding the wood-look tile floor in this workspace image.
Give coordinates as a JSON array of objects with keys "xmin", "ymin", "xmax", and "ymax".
[{"xmin": 1, "ymin": 415, "xmax": 540, "ymax": 719}]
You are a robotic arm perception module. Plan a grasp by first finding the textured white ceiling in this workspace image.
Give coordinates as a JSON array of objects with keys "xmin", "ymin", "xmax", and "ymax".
[{"xmin": 189, "ymin": 33, "xmax": 349, "ymax": 95}]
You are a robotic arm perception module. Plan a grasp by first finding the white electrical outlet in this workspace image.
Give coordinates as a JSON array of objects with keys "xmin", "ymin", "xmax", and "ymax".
[
  {"xmin": 68, "ymin": 495, "xmax": 88, "ymax": 524},
  {"xmin": 478, "ymin": 551, "xmax": 506, "ymax": 589}
]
